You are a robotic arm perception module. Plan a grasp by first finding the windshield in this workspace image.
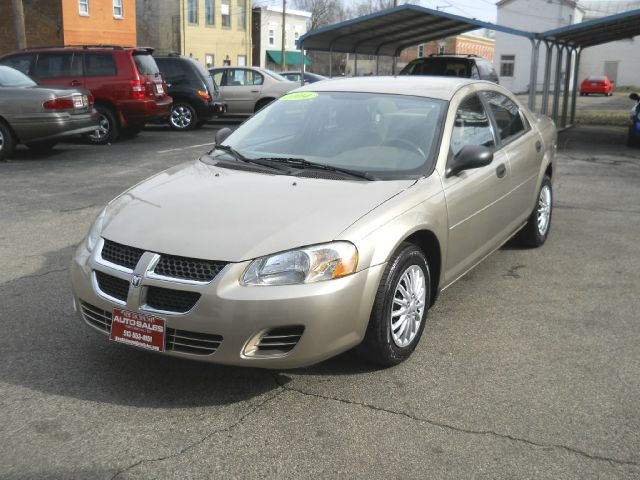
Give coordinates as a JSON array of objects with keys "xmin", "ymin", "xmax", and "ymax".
[
  {"xmin": 400, "ymin": 58, "xmax": 470, "ymax": 78},
  {"xmin": 217, "ymin": 91, "xmax": 446, "ymax": 179},
  {"xmin": 0, "ymin": 66, "xmax": 36, "ymax": 87}
]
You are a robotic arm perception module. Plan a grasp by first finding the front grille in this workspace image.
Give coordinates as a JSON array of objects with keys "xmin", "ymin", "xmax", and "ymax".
[
  {"xmin": 95, "ymin": 271, "xmax": 129, "ymax": 302},
  {"xmin": 101, "ymin": 240, "xmax": 145, "ymax": 270},
  {"xmin": 145, "ymin": 286, "xmax": 200, "ymax": 313},
  {"xmin": 154, "ymin": 254, "xmax": 227, "ymax": 282},
  {"xmin": 80, "ymin": 300, "xmax": 113, "ymax": 332},
  {"xmin": 256, "ymin": 326, "xmax": 305, "ymax": 355},
  {"xmin": 165, "ymin": 328, "xmax": 222, "ymax": 355}
]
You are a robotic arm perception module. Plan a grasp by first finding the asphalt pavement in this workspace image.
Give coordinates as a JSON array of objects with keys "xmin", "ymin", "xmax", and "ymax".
[{"xmin": 0, "ymin": 124, "xmax": 639, "ymax": 479}]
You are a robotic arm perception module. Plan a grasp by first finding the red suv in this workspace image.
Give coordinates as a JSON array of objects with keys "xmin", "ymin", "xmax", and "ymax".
[{"xmin": 0, "ymin": 46, "xmax": 172, "ymax": 144}]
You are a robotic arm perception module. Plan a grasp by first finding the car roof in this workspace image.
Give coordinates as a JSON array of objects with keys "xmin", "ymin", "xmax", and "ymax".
[
  {"xmin": 1, "ymin": 46, "xmax": 150, "ymax": 56},
  {"xmin": 295, "ymin": 76, "xmax": 481, "ymax": 101}
]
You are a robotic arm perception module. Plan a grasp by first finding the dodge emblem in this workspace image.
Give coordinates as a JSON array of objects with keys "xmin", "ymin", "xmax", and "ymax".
[{"xmin": 131, "ymin": 274, "xmax": 143, "ymax": 287}]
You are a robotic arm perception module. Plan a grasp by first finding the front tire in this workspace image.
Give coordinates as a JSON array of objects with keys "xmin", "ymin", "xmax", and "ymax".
[
  {"xmin": 85, "ymin": 105, "xmax": 119, "ymax": 145},
  {"xmin": 169, "ymin": 103, "xmax": 198, "ymax": 130},
  {"xmin": 514, "ymin": 175, "xmax": 553, "ymax": 248},
  {"xmin": 357, "ymin": 243, "xmax": 430, "ymax": 367},
  {"xmin": 0, "ymin": 121, "xmax": 16, "ymax": 160}
]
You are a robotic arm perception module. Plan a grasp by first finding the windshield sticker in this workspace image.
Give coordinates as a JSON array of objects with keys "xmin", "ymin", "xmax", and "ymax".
[{"xmin": 281, "ymin": 92, "xmax": 318, "ymax": 101}]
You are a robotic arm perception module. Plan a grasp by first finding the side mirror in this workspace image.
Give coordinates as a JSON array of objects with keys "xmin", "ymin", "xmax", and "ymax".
[
  {"xmin": 629, "ymin": 93, "xmax": 639, "ymax": 102},
  {"xmin": 446, "ymin": 145, "xmax": 494, "ymax": 177},
  {"xmin": 215, "ymin": 127, "xmax": 232, "ymax": 145}
]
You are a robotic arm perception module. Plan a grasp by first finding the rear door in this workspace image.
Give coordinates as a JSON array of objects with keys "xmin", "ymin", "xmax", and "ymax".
[
  {"xmin": 82, "ymin": 52, "xmax": 119, "ymax": 99},
  {"xmin": 441, "ymin": 93, "xmax": 512, "ymax": 285},
  {"xmin": 32, "ymin": 52, "xmax": 84, "ymax": 88},
  {"xmin": 482, "ymin": 91, "xmax": 540, "ymax": 226}
]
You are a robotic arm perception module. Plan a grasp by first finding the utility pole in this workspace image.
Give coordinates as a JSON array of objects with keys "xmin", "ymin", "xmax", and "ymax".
[
  {"xmin": 281, "ymin": 0, "xmax": 286, "ymax": 71},
  {"xmin": 11, "ymin": 0, "xmax": 27, "ymax": 50}
]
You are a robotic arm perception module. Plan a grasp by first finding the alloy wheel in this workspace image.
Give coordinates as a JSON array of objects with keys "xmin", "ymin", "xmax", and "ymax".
[
  {"xmin": 537, "ymin": 184, "xmax": 552, "ymax": 236},
  {"xmin": 0, "ymin": 129, "xmax": 4, "ymax": 152},
  {"xmin": 170, "ymin": 105, "xmax": 193, "ymax": 129},
  {"xmin": 390, "ymin": 265, "xmax": 426, "ymax": 348},
  {"xmin": 89, "ymin": 114, "xmax": 110, "ymax": 141}
]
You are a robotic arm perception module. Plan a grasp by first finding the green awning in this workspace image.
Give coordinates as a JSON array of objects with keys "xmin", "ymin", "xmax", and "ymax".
[{"xmin": 266, "ymin": 50, "xmax": 311, "ymax": 66}]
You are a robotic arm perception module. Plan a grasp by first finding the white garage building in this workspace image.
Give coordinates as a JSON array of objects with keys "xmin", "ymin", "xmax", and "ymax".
[{"xmin": 495, "ymin": 0, "xmax": 640, "ymax": 92}]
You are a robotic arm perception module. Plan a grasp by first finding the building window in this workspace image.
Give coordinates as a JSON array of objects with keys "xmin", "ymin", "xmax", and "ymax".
[
  {"xmin": 417, "ymin": 44, "xmax": 424, "ymax": 57},
  {"xmin": 500, "ymin": 55, "xmax": 515, "ymax": 77},
  {"xmin": 205, "ymin": 0, "xmax": 215, "ymax": 25},
  {"xmin": 438, "ymin": 44, "xmax": 446, "ymax": 55},
  {"xmin": 188, "ymin": 0, "xmax": 198, "ymax": 24},
  {"xmin": 237, "ymin": 0, "xmax": 246, "ymax": 30},
  {"xmin": 268, "ymin": 26, "xmax": 275, "ymax": 46},
  {"xmin": 205, "ymin": 54, "xmax": 214, "ymax": 68},
  {"xmin": 113, "ymin": 0, "xmax": 123, "ymax": 18},
  {"xmin": 238, "ymin": 55, "xmax": 246, "ymax": 66},
  {"xmin": 79, "ymin": 0, "xmax": 89, "ymax": 16},
  {"xmin": 221, "ymin": 0, "xmax": 231, "ymax": 27}
]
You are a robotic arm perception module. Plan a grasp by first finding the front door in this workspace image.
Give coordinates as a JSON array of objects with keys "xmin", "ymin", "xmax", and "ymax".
[
  {"xmin": 441, "ymin": 93, "xmax": 513, "ymax": 285},
  {"xmin": 220, "ymin": 68, "xmax": 264, "ymax": 114}
]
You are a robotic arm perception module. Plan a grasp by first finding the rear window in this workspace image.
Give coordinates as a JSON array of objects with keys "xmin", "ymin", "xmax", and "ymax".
[
  {"xmin": 0, "ymin": 54, "xmax": 35, "ymax": 75},
  {"xmin": 133, "ymin": 53, "xmax": 160, "ymax": 76},
  {"xmin": 588, "ymin": 76, "xmax": 606, "ymax": 81},
  {"xmin": 189, "ymin": 59, "xmax": 218, "ymax": 92},
  {"xmin": 400, "ymin": 58, "xmax": 470, "ymax": 78},
  {"xmin": 0, "ymin": 66, "xmax": 36, "ymax": 87}
]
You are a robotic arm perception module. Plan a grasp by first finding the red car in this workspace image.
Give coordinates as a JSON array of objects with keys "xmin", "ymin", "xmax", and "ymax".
[
  {"xmin": 0, "ymin": 46, "xmax": 172, "ymax": 144},
  {"xmin": 580, "ymin": 75, "xmax": 614, "ymax": 96}
]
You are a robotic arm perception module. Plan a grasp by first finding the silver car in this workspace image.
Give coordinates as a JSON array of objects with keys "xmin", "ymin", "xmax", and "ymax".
[
  {"xmin": 0, "ymin": 66, "xmax": 98, "ymax": 160},
  {"xmin": 71, "ymin": 77, "xmax": 556, "ymax": 368},
  {"xmin": 209, "ymin": 66, "xmax": 296, "ymax": 115}
]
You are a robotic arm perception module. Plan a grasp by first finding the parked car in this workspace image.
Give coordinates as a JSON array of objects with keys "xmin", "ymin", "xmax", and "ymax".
[
  {"xmin": 628, "ymin": 92, "xmax": 640, "ymax": 147},
  {"xmin": 154, "ymin": 54, "xmax": 226, "ymax": 130},
  {"xmin": 0, "ymin": 46, "xmax": 172, "ymax": 144},
  {"xmin": 209, "ymin": 66, "xmax": 296, "ymax": 114},
  {"xmin": 280, "ymin": 71, "xmax": 328, "ymax": 84},
  {"xmin": 71, "ymin": 77, "xmax": 556, "ymax": 368},
  {"xmin": 399, "ymin": 54, "xmax": 499, "ymax": 83},
  {"xmin": 580, "ymin": 75, "xmax": 614, "ymax": 96},
  {"xmin": 0, "ymin": 66, "xmax": 98, "ymax": 160}
]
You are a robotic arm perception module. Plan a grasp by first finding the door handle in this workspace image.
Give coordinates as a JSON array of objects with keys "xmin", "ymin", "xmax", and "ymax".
[
  {"xmin": 535, "ymin": 140, "xmax": 542, "ymax": 152},
  {"xmin": 70, "ymin": 80, "xmax": 82, "ymax": 86},
  {"xmin": 250, "ymin": 89, "xmax": 259, "ymax": 93},
  {"xmin": 496, "ymin": 163, "xmax": 507, "ymax": 178}
]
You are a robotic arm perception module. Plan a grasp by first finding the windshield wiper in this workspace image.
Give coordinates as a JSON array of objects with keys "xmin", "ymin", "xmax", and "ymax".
[
  {"xmin": 253, "ymin": 157, "xmax": 375, "ymax": 180},
  {"xmin": 212, "ymin": 145, "xmax": 283, "ymax": 172}
]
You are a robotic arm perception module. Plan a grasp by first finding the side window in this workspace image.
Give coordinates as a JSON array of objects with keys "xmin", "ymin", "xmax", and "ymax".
[
  {"xmin": 227, "ymin": 69, "xmax": 246, "ymax": 86},
  {"xmin": 212, "ymin": 69, "xmax": 224, "ymax": 86},
  {"xmin": 34, "ymin": 53, "xmax": 82, "ymax": 78},
  {"xmin": 471, "ymin": 65, "xmax": 480, "ymax": 80},
  {"xmin": 450, "ymin": 94, "xmax": 495, "ymax": 157},
  {"xmin": 0, "ymin": 54, "xmax": 35, "ymax": 75},
  {"xmin": 84, "ymin": 53, "xmax": 117, "ymax": 76},
  {"xmin": 482, "ymin": 91, "xmax": 526, "ymax": 144},
  {"xmin": 249, "ymin": 71, "xmax": 263, "ymax": 86}
]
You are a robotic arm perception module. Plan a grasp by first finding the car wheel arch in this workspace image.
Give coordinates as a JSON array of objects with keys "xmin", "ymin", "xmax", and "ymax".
[
  {"xmin": 402, "ymin": 230, "xmax": 442, "ymax": 306},
  {"xmin": 255, "ymin": 97, "xmax": 275, "ymax": 112},
  {"xmin": 0, "ymin": 115, "xmax": 20, "ymax": 143}
]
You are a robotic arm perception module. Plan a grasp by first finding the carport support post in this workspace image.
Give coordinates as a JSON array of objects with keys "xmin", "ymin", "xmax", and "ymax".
[
  {"xmin": 329, "ymin": 47, "xmax": 333, "ymax": 78},
  {"xmin": 570, "ymin": 48, "xmax": 581, "ymax": 125},
  {"xmin": 551, "ymin": 44, "xmax": 564, "ymax": 124},
  {"xmin": 354, "ymin": 52, "xmax": 358, "ymax": 76},
  {"xmin": 376, "ymin": 55, "xmax": 379, "ymax": 75},
  {"xmin": 528, "ymin": 39, "xmax": 540, "ymax": 112},
  {"xmin": 299, "ymin": 40, "xmax": 305, "ymax": 86},
  {"xmin": 561, "ymin": 48, "xmax": 573, "ymax": 128},
  {"xmin": 541, "ymin": 42, "xmax": 553, "ymax": 115}
]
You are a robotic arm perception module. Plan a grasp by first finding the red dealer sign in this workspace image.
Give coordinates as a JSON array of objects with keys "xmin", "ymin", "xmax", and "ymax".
[{"xmin": 110, "ymin": 309, "xmax": 166, "ymax": 352}]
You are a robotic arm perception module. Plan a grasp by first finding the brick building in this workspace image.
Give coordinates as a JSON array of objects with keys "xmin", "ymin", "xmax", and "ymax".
[
  {"xmin": 0, "ymin": 0, "xmax": 136, "ymax": 56},
  {"xmin": 400, "ymin": 32, "xmax": 495, "ymax": 64}
]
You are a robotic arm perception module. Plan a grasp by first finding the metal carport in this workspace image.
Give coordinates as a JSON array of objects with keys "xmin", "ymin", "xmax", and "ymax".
[
  {"xmin": 296, "ymin": 4, "xmax": 532, "ymax": 77},
  {"xmin": 535, "ymin": 9, "xmax": 640, "ymax": 129}
]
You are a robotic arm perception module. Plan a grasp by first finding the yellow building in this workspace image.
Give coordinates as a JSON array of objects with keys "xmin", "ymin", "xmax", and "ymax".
[{"xmin": 137, "ymin": 0, "xmax": 251, "ymax": 68}]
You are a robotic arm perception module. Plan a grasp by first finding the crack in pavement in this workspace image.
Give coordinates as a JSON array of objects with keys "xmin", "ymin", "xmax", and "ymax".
[
  {"xmin": 270, "ymin": 374, "xmax": 640, "ymax": 469},
  {"xmin": 109, "ymin": 388, "xmax": 285, "ymax": 480},
  {"xmin": 16, "ymin": 268, "xmax": 68, "ymax": 281}
]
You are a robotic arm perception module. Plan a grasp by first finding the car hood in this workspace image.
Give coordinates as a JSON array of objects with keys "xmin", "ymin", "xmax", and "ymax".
[{"xmin": 101, "ymin": 160, "xmax": 416, "ymax": 262}]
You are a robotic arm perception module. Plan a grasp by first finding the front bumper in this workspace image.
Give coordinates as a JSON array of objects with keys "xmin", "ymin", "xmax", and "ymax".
[{"xmin": 70, "ymin": 239, "xmax": 384, "ymax": 368}]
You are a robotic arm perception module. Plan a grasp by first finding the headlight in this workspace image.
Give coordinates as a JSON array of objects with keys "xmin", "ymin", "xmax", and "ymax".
[
  {"xmin": 85, "ymin": 208, "xmax": 106, "ymax": 251},
  {"xmin": 242, "ymin": 241, "xmax": 358, "ymax": 286}
]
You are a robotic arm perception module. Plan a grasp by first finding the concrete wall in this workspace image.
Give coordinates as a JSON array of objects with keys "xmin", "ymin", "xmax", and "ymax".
[
  {"xmin": 494, "ymin": 0, "xmax": 582, "ymax": 93},
  {"xmin": 136, "ymin": 0, "xmax": 180, "ymax": 53},
  {"xmin": 0, "ymin": 0, "xmax": 63, "ymax": 55},
  {"xmin": 61, "ymin": 0, "xmax": 137, "ymax": 46},
  {"xmin": 579, "ymin": 37, "xmax": 640, "ymax": 88}
]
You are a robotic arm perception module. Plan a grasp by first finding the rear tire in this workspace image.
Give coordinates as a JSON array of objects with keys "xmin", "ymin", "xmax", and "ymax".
[
  {"xmin": 356, "ymin": 243, "xmax": 430, "ymax": 367},
  {"xmin": 169, "ymin": 103, "xmax": 198, "ymax": 130},
  {"xmin": 85, "ymin": 105, "xmax": 119, "ymax": 145},
  {"xmin": 25, "ymin": 140, "xmax": 57, "ymax": 152},
  {"xmin": 514, "ymin": 175, "xmax": 553, "ymax": 248},
  {"xmin": 627, "ymin": 126, "xmax": 639, "ymax": 147},
  {"xmin": 0, "ymin": 121, "xmax": 16, "ymax": 160}
]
